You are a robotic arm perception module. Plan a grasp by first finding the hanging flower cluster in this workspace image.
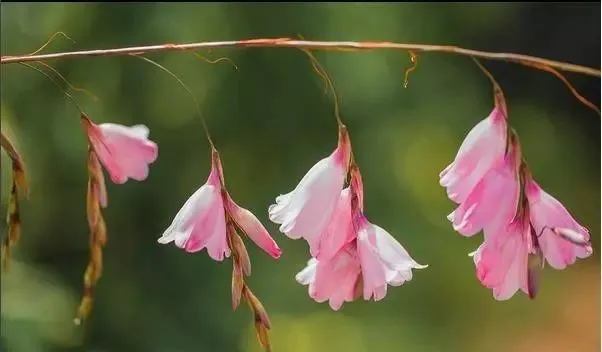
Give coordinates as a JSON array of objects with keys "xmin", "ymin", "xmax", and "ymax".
[
  {"xmin": 440, "ymin": 86, "xmax": 592, "ymax": 300},
  {"xmin": 0, "ymin": 41, "xmax": 597, "ymax": 352}
]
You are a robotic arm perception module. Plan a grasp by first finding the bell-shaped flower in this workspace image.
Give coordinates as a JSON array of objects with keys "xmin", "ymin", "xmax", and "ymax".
[
  {"xmin": 470, "ymin": 217, "xmax": 531, "ymax": 301},
  {"xmin": 447, "ymin": 136, "xmax": 520, "ymax": 238},
  {"xmin": 526, "ymin": 180, "xmax": 592, "ymax": 270},
  {"xmin": 296, "ymin": 166, "xmax": 426, "ymax": 309},
  {"xmin": 81, "ymin": 114, "xmax": 158, "ymax": 185},
  {"xmin": 158, "ymin": 151, "xmax": 281, "ymax": 261},
  {"xmin": 269, "ymin": 125, "xmax": 351, "ymax": 256},
  {"xmin": 439, "ymin": 93, "xmax": 508, "ymax": 204},
  {"xmin": 157, "ymin": 160, "xmax": 229, "ymax": 260}
]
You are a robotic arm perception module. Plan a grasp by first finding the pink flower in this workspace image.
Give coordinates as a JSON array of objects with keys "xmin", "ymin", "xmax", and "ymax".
[
  {"xmin": 81, "ymin": 114, "xmax": 159, "ymax": 185},
  {"xmin": 526, "ymin": 180, "xmax": 592, "ymax": 270},
  {"xmin": 470, "ymin": 219, "xmax": 531, "ymax": 301},
  {"xmin": 447, "ymin": 139, "xmax": 520, "ymax": 239},
  {"xmin": 296, "ymin": 167, "xmax": 426, "ymax": 310},
  {"xmin": 268, "ymin": 125, "xmax": 351, "ymax": 256},
  {"xmin": 439, "ymin": 94, "xmax": 508, "ymax": 204},
  {"xmin": 158, "ymin": 151, "xmax": 282, "ymax": 261},
  {"xmin": 295, "ymin": 242, "xmax": 361, "ymax": 311},
  {"xmin": 296, "ymin": 217, "xmax": 427, "ymax": 309},
  {"xmin": 469, "ymin": 175, "xmax": 593, "ymax": 301}
]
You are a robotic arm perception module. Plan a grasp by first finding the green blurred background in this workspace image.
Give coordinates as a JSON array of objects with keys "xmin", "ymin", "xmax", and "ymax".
[{"xmin": 1, "ymin": 3, "xmax": 600, "ymax": 352}]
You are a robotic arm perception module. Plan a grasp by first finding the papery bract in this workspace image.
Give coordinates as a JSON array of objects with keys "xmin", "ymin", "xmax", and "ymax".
[
  {"xmin": 268, "ymin": 126, "xmax": 351, "ymax": 256},
  {"xmin": 159, "ymin": 151, "xmax": 281, "ymax": 262},
  {"xmin": 439, "ymin": 94, "xmax": 508, "ymax": 204},
  {"xmin": 81, "ymin": 114, "xmax": 158, "ymax": 185},
  {"xmin": 158, "ymin": 164, "xmax": 230, "ymax": 261},
  {"xmin": 526, "ymin": 180, "xmax": 592, "ymax": 269}
]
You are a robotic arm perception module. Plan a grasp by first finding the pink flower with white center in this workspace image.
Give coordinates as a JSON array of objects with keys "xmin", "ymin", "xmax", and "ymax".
[
  {"xmin": 447, "ymin": 135, "xmax": 520, "ymax": 239},
  {"xmin": 268, "ymin": 125, "xmax": 351, "ymax": 256},
  {"xmin": 158, "ymin": 151, "xmax": 282, "ymax": 261},
  {"xmin": 296, "ymin": 166, "xmax": 427, "ymax": 309},
  {"xmin": 439, "ymin": 92, "xmax": 508, "ymax": 204},
  {"xmin": 526, "ymin": 180, "xmax": 592, "ymax": 269},
  {"xmin": 81, "ymin": 114, "xmax": 158, "ymax": 185}
]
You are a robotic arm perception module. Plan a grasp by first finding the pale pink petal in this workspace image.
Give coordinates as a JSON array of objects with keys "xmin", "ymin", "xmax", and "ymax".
[
  {"xmin": 296, "ymin": 244, "xmax": 361, "ymax": 311},
  {"xmin": 527, "ymin": 180, "xmax": 592, "ymax": 269},
  {"xmin": 371, "ymin": 224, "xmax": 428, "ymax": 286},
  {"xmin": 227, "ymin": 197, "xmax": 282, "ymax": 259},
  {"xmin": 158, "ymin": 165, "xmax": 229, "ymax": 261},
  {"xmin": 269, "ymin": 126, "xmax": 351, "ymax": 256},
  {"xmin": 157, "ymin": 184, "xmax": 215, "ymax": 245},
  {"xmin": 268, "ymin": 154, "xmax": 346, "ymax": 254},
  {"xmin": 474, "ymin": 221, "xmax": 530, "ymax": 301},
  {"xmin": 314, "ymin": 188, "xmax": 355, "ymax": 261},
  {"xmin": 449, "ymin": 151, "xmax": 519, "ymax": 239},
  {"xmin": 357, "ymin": 222, "xmax": 388, "ymax": 301},
  {"xmin": 83, "ymin": 117, "xmax": 159, "ymax": 185},
  {"xmin": 440, "ymin": 105, "xmax": 507, "ymax": 204}
]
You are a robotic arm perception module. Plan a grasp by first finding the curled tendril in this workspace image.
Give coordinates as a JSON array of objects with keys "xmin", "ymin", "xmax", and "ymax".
[
  {"xmin": 191, "ymin": 52, "xmax": 238, "ymax": 71},
  {"xmin": 403, "ymin": 50, "xmax": 419, "ymax": 88}
]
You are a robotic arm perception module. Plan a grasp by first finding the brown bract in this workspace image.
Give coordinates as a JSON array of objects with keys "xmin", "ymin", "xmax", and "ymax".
[{"xmin": 0, "ymin": 131, "xmax": 28, "ymax": 272}]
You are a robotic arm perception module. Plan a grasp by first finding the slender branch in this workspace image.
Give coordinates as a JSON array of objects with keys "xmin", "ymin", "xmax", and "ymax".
[{"xmin": 1, "ymin": 38, "xmax": 600, "ymax": 77}]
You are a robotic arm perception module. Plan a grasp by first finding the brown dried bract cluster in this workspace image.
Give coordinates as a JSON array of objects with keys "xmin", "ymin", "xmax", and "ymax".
[
  {"xmin": 74, "ymin": 145, "xmax": 108, "ymax": 325},
  {"xmin": 226, "ymin": 215, "xmax": 272, "ymax": 352},
  {"xmin": 0, "ymin": 131, "xmax": 28, "ymax": 272}
]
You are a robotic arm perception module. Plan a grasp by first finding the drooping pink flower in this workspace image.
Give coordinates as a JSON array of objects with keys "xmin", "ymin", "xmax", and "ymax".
[
  {"xmin": 269, "ymin": 125, "xmax": 351, "ymax": 256},
  {"xmin": 526, "ymin": 180, "xmax": 592, "ymax": 270},
  {"xmin": 447, "ymin": 137, "xmax": 520, "ymax": 239},
  {"xmin": 470, "ymin": 218, "xmax": 531, "ymax": 301},
  {"xmin": 439, "ymin": 93, "xmax": 508, "ymax": 204},
  {"xmin": 81, "ymin": 114, "xmax": 159, "ymax": 185},
  {"xmin": 159, "ymin": 151, "xmax": 281, "ymax": 261},
  {"xmin": 157, "ymin": 159, "xmax": 229, "ymax": 260},
  {"xmin": 296, "ymin": 166, "xmax": 426, "ymax": 309}
]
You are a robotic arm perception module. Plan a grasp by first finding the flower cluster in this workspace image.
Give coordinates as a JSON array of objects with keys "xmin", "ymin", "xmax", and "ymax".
[
  {"xmin": 269, "ymin": 124, "xmax": 427, "ymax": 310},
  {"xmin": 440, "ymin": 89, "xmax": 593, "ymax": 300},
  {"xmin": 1, "ymin": 77, "xmax": 594, "ymax": 352}
]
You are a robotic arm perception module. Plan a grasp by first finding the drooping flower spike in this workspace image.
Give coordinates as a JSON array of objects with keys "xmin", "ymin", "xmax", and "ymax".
[
  {"xmin": 158, "ymin": 148, "xmax": 280, "ymax": 351},
  {"xmin": 158, "ymin": 149, "xmax": 282, "ymax": 261},
  {"xmin": 75, "ymin": 113, "xmax": 159, "ymax": 325},
  {"xmin": 296, "ymin": 163, "xmax": 427, "ymax": 310},
  {"xmin": 442, "ymin": 99, "xmax": 594, "ymax": 300}
]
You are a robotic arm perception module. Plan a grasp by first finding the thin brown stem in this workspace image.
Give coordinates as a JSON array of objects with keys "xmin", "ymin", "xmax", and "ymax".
[{"xmin": 1, "ymin": 38, "xmax": 599, "ymax": 77}]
